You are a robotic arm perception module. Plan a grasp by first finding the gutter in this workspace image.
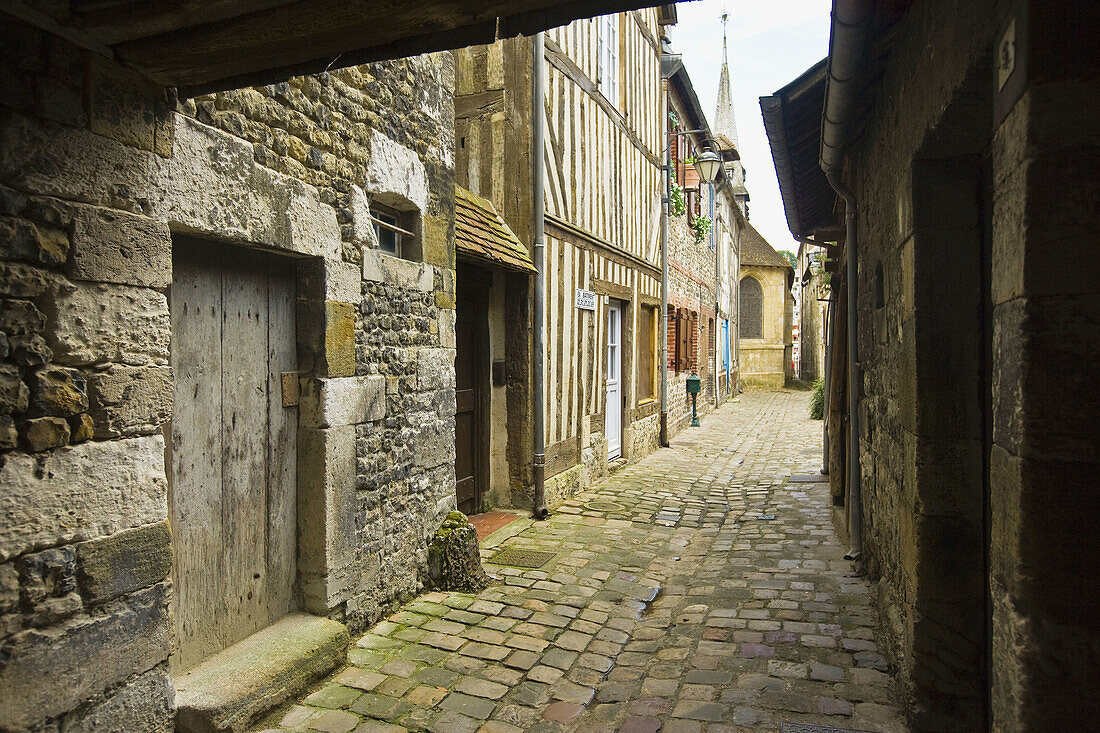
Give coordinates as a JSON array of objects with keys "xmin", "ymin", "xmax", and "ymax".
[
  {"xmin": 820, "ymin": 0, "xmax": 869, "ymax": 559},
  {"xmin": 531, "ymin": 32, "xmax": 548, "ymax": 520}
]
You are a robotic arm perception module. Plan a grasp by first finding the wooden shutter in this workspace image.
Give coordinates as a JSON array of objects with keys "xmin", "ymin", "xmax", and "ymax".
[{"xmin": 679, "ymin": 309, "xmax": 690, "ymax": 372}]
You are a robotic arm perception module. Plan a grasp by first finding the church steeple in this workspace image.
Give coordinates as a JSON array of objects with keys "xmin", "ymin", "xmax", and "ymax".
[
  {"xmin": 714, "ymin": 11, "xmax": 739, "ymax": 150},
  {"xmin": 714, "ymin": 8, "xmax": 746, "ymax": 207}
]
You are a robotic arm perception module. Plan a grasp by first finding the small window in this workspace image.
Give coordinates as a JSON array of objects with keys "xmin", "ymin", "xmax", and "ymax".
[
  {"xmin": 371, "ymin": 202, "xmax": 420, "ymax": 261},
  {"xmin": 598, "ymin": 14, "xmax": 619, "ymax": 103}
]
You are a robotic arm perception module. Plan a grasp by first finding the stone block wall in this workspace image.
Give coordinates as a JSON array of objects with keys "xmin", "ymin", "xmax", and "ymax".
[
  {"xmin": 0, "ymin": 14, "xmax": 456, "ymax": 729},
  {"xmin": 739, "ymin": 265, "xmax": 791, "ymax": 389},
  {"xmin": 838, "ymin": 0, "xmax": 1100, "ymax": 729}
]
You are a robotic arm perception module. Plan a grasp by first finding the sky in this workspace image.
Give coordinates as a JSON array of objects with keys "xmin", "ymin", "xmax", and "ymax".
[{"xmin": 668, "ymin": 0, "xmax": 832, "ymax": 255}]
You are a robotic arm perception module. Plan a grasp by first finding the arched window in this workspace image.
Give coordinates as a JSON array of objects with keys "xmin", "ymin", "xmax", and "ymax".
[{"xmin": 740, "ymin": 276, "xmax": 763, "ymax": 338}]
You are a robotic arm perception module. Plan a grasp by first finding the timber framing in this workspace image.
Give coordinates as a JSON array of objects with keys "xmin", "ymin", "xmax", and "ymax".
[
  {"xmin": 543, "ymin": 37, "xmax": 662, "ymax": 167},
  {"xmin": 546, "ymin": 214, "xmax": 661, "ymax": 280}
]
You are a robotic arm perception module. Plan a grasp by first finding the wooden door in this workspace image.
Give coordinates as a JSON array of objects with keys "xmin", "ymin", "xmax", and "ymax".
[
  {"xmin": 454, "ymin": 268, "xmax": 486, "ymax": 515},
  {"xmin": 605, "ymin": 301, "xmax": 622, "ymax": 460},
  {"xmin": 169, "ymin": 238, "xmax": 297, "ymax": 672}
]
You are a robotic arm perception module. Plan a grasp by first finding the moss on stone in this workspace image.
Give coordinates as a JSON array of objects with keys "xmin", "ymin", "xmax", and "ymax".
[{"xmin": 427, "ymin": 511, "xmax": 488, "ymax": 592}]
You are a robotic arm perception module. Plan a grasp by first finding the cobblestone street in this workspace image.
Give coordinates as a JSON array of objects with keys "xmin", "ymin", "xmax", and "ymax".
[{"xmin": 258, "ymin": 390, "xmax": 905, "ymax": 733}]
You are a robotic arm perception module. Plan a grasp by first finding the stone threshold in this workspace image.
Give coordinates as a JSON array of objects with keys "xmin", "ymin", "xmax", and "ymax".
[{"xmin": 174, "ymin": 612, "xmax": 349, "ymax": 733}]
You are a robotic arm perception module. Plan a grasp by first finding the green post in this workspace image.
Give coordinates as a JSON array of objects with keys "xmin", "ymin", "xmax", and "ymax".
[{"xmin": 686, "ymin": 372, "xmax": 702, "ymax": 427}]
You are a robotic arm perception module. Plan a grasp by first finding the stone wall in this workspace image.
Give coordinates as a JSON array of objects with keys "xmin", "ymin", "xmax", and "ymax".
[
  {"xmin": 839, "ymin": 0, "xmax": 1099, "ymax": 729},
  {"xmin": 739, "ymin": 265, "xmax": 792, "ymax": 388},
  {"xmin": 0, "ymin": 15, "xmax": 456, "ymax": 729},
  {"xmin": 667, "ymin": 209, "xmax": 718, "ymax": 433}
]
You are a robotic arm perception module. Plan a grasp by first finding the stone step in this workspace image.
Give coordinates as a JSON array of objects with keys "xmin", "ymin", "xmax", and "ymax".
[{"xmin": 174, "ymin": 612, "xmax": 349, "ymax": 733}]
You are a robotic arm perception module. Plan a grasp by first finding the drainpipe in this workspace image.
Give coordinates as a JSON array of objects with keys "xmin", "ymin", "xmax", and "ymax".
[
  {"xmin": 821, "ymin": 0, "xmax": 868, "ymax": 559},
  {"xmin": 822, "ymin": 291, "xmax": 833, "ymax": 474},
  {"xmin": 658, "ymin": 76, "xmax": 671, "ymax": 447},
  {"xmin": 531, "ymin": 32, "xmax": 548, "ymax": 520}
]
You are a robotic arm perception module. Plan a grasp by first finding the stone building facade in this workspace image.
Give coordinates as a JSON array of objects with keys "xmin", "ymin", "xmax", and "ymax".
[
  {"xmin": 738, "ymin": 223, "xmax": 794, "ymax": 388},
  {"xmin": 763, "ymin": 0, "xmax": 1099, "ymax": 729},
  {"xmin": 0, "ymin": 15, "xmax": 459, "ymax": 730}
]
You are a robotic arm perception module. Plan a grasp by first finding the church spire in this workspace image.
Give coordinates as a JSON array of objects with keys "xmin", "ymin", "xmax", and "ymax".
[{"xmin": 714, "ymin": 8, "xmax": 739, "ymax": 150}]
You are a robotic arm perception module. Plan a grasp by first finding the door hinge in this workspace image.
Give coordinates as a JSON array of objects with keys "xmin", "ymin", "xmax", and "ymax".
[{"xmin": 281, "ymin": 372, "xmax": 299, "ymax": 407}]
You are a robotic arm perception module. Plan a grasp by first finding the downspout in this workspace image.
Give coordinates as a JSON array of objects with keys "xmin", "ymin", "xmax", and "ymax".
[
  {"xmin": 658, "ymin": 74, "xmax": 671, "ymax": 447},
  {"xmin": 822, "ymin": 290, "xmax": 834, "ymax": 474},
  {"xmin": 821, "ymin": 0, "xmax": 869, "ymax": 558},
  {"xmin": 531, "ymin": 32, "xmax": 548, "ymax": 520}
]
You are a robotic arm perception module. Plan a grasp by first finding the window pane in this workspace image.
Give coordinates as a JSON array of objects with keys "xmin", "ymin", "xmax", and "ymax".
[{"xmin": 740, "ymin": 277, "xmax": 764, "ymax": 339}]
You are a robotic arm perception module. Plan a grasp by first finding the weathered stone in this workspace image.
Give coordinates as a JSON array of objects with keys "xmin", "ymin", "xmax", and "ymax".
[
  {"xmin": 323, "ymin": 301, "xmax": 357, "ymax": 378},
  {"xmin": 151, "ymin": 114, "xmax": 341, "ymax": 261},
  {"xmin": 175, "ymin": 612, "xmax": 348, "ymax": 733},
  {"xmin": 300, "ymin": 375, "xmax": 386, "ymax": 428},
  {"xmin": 0, "ymin": 217, "xmax": 69, "ymax": 265},
  {"xmin": 0, "ymin": 330, "xmax": 8, "ymax": 360},
  {"xmin": 0, "ymin": 434, "xmax": 167, "ymax": 561},
  {"xmin": 0, "ymin": 261, "xmax": 51, "ymax": 297},
  {"xmin": 427, "ymin": 512, "xmax": 488, "ymax": 592},
  {"xmin": 0, "ymin": 414, "xmax": 16, "ymax": 449},
  {"xmin": 86, "ymin": 364, "xmax": 171, "ymax": 438},
  {"xmin": 0, "ymin": 109, "xmax": 154, "ymax": 209},
  {"xmin": 413, "ymin": 416, "xmax": 455, "ymax": 469},
  {"xmin": 0, "ymin": 298, "xmax": 46, "ymax": 336},
  {"xmin": 417, "ymin": 347, "xmax": 456, "ymax": 391},
  {"xmin": 0, "ymin": 363, "xmax": 29, "ymax": 414},
  {"xmin": 66, "ymin": 206, "xmax": 172, "ymax": 288},
  {"xmin": 361, "ymin": 248, "xmax": 435, "ymax": 290},
  {"xmin": 30, "ymin": 366, "xmax": 88, "ymax": 417},
  {"xmin": 76, "ymin": 520, "xmax": 171, "ymax": 604},
  {"xmin": 60, "ymin": 666, "xmax": 174, "ymax": 733},
  {"xmin": 10, "ymin": 332, "xmax": 53, "ymax": 366},
  {"xmin": 365, "ymin": 130, "xmax": 429, "ymax": 214},
  {"xmin": 42, "ymin": 279, "xmax": 169, "ymax": 366},
  {"xmin": 0, "ymin": 582, "xmax": 169, "ymax": 731},
  {"xmin": 69, "ymin": 413, "xmax": 94, "ymax": 443},
  {"xmin": 23, "ymin": 415, "xmax": 70, "ymax": 451}
]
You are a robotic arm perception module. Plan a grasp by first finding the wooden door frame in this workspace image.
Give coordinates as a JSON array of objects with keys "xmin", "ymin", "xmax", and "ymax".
[{"xmin": 456, "ymin": 261, "xmax": 492, "ymax": 513}]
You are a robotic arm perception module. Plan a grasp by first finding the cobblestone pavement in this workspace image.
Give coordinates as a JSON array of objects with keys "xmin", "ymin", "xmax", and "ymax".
[{"xmin": 257, "ymin": 390, "xmax": 906, "ymax": 733}]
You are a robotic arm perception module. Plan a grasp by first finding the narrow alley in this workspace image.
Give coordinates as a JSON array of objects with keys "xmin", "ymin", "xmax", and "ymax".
[{"xmin": 259, "ymin": 391, "xmax": 905, "ymax": 733}]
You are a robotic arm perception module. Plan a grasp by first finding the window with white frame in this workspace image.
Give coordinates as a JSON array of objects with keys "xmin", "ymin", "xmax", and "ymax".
[
  {"xmin": 370, "ymin": 201, "xmax": 420, "ymax": 261},
  {"xmin": 597, "ymin": 14, "xmax": 619, "ymax": 103}
]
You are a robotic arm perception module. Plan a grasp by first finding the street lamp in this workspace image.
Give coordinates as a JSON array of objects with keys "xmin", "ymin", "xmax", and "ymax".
[{"xmin": 692, "ymin": 149, "xmax": 722, "ymax": 185}]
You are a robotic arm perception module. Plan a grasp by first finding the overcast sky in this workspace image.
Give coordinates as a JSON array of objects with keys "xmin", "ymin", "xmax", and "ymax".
[{"xmin": 668, "ymin": 0, "xmax": 831, "ymax": 255}]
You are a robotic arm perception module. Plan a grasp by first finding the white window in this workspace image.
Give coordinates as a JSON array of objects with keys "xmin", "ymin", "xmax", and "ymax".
[
  {"xmin": 370, "ymin": 202, "xmax": 419, "ymax": 261},
  {"xmin": 598, "ymin": 14, "xmax": 619, "ymax": 102}
]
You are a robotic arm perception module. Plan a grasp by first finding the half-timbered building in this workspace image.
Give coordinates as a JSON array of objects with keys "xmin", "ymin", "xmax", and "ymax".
[{"xmin": 454, "ymin": 8, "xmax": 678, "ymax": 507}]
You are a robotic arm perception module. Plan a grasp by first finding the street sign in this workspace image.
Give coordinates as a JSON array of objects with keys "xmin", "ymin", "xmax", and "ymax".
[{"xmin": 575, "ymin": 288, "xmax": 596, "ymax": 311}]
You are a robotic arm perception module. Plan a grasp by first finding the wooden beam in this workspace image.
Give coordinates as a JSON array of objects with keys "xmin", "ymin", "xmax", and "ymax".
[
  {"xmin": 543, "ymin": 36, "xmax": 661, "ymax": 168},
  {"xmin": 454, "ymin": 89, "xmax": 505, "ymax": 120},
  {"xmin": 546, "ymin": 214, "xmax": 660, "ymax": 281},
  {"xmin": 43, "ymin": 0, "xmax": 666, "ymax": 91}
]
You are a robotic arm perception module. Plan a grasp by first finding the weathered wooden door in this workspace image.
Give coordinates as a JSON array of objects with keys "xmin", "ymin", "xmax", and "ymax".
[
  {"xmin": 605, "ymin": 301, "xmax": 622, "ymax": 460},
  {"xmin": 169, "ymin": 238, "xmax": 297, "ymax": 672},
  {"xmin": 454, "ymin": 265, "xmax": 488, "ymax": 515}
]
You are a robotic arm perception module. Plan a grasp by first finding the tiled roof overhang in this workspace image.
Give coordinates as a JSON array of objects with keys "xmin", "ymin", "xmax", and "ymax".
[{"xmin": 455, "ymin": 185, "xmax": 536, "ymax": 274}]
